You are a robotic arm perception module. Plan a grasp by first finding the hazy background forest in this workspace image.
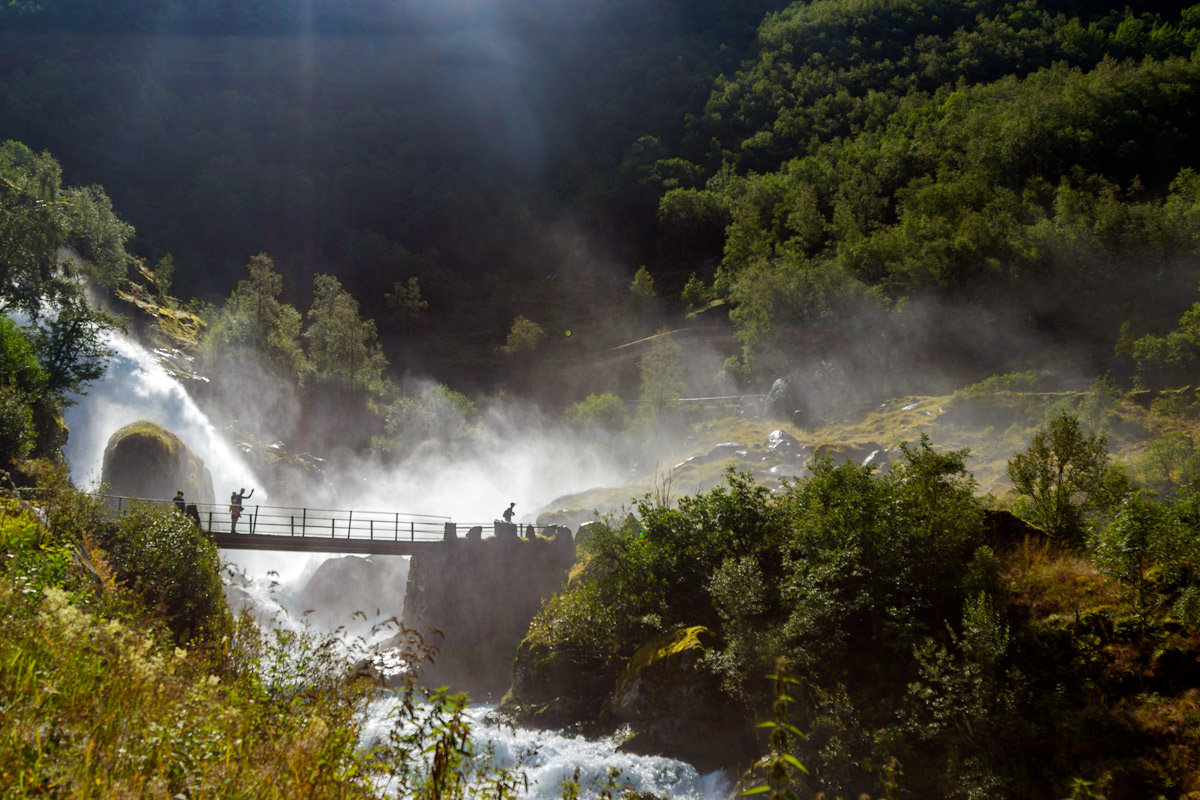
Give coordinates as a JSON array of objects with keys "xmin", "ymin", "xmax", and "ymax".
[{"xmin": 4, "ymin": 0, "xmax": 1200, "ymax": 463}]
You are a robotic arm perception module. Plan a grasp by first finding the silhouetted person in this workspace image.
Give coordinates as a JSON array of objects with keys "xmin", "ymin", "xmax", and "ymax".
[
  {"xmin": 173, "ymin": 490, "xmax": 186, "ymax": 513},
  {"xmin": 502, "ymin": 502, "xmax": 516, "ymax": 523},
  {"xmin": 230, "ymin": 487, "xmax": 254, "ymax": 533}
]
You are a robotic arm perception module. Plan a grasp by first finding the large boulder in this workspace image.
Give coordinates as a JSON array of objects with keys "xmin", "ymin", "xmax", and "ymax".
[
  {"xmin": 401, "ymin": 534, "xmax": 577, "ymax": 700},
  {"xmin": 292, "ymin": 554, "xmax": 410, "ymax": 631},
  {"xmin": 607, "ymin": 626, "xmax": 755, "ymax": 772},
  {"xmin": 100, "ymin": 420, "xmax": 214, "ymax": 505},
  {"xmin": 501, "ymin": 634, "xmax": 616, "ymax": 729}
]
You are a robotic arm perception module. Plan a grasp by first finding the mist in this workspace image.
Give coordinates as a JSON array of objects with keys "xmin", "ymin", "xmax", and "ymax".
[{"xmin": 62, "ymin": 330, "xmax": 265, "ymax": 501}]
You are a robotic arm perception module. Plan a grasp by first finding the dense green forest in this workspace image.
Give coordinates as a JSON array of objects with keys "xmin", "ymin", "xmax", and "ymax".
[{"xmin": 2, "ymin": 0, "xmax": 1198, "ymax": 399}]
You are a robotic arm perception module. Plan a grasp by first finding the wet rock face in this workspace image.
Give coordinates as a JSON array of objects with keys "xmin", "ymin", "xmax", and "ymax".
[
  {"xmin": 100, "ymin": 420, "xmax": 214, "ymax": 505},
  {"xmin": 503, "ymin": 635, "xmax": 616, "ymax": 729},
  {"xmin": 402, "ymin": 535, "xmax": 577, "ymax": 700},
  {"xmin": 294, "ymin": 555, "xmax": 410, "ymax": 631},
  {"xmin": 606, "ymin": 627, "xmax": 755, "ymax": 772}
]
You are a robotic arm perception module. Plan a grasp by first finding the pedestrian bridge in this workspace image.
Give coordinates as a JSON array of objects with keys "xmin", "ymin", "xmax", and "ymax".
[{"xmin": 95, "ymin": 494, "xmax": 549, "ymax": 556}]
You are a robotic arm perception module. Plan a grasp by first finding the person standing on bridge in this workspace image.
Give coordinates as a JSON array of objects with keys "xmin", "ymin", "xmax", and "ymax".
[
  {"xmin": 230, "ymin": 487, "xmax": 254, "ymax": 533},
  {"xmin": 502, "ymin": 502, "xmax": 516, "ymax": 524}
]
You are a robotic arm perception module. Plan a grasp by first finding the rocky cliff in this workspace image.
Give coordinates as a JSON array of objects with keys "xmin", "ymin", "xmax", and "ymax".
[{"xmin": 401, "ymin": 524, "xmax": 576, "ymax": 700}]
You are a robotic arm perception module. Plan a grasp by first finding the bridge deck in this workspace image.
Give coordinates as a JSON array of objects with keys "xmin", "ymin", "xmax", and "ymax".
[{"xmin": 210, "ymin": 531, "xmax": 447, "ymax": 555}]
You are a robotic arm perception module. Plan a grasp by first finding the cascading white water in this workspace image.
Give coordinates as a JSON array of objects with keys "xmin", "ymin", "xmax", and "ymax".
[
  {"xmin": 62, "ymin": 330, "xmax": 265, "ymax": 501},
  {"xmin": 61, "ymin": 329, "xmax": 736, "ymax": 800},
  {"xmin": 362, "ymin": 701, "xmax": 734, "ymax": 800}
]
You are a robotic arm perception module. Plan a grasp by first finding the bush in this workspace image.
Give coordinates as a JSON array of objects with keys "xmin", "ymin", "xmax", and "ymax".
[
  {"xmin": 565, "ymin": 392, "xmax": 630, "ymax": 435},
  {"xmin": 0, "ymin": 316, "xmax": 54, "ymax": 467},
  {"xmin": 99, "ymin": 503, "xmax": 233, "ymax": 644}
]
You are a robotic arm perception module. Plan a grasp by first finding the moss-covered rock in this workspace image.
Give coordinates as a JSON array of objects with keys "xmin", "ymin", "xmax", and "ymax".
[
  {"xmin": 100, "ymin": 420, "xmax": 213, "ymax": 505},
  {"xmin": 606, "ymin": 626, "xmax": 755, "ymax": 772},
  {"xmin": 500, "ymin": 632, "xmax": 616, "ymax": 730}
]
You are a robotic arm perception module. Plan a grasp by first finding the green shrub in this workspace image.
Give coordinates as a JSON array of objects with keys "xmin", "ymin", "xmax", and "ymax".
[
  {"xmin": 953, "ymin": 371, "xmax": 1041, "ymax": 399},
  {"xmin": 0, "ymin": 316, "xmax": 54, "ymax": 467},
  {"xmin": 99, "ymin": 503, "xmax": 233, "ymax": 644},
  {"xmin": 565, "ymin": 392, "xmax": 630, "ymax": 435}
]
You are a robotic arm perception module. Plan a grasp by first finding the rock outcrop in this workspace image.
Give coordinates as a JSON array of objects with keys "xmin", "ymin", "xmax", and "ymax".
[
  {"xmin": 503, "ymin": 623, "xmax": 757, "ymax": 771},
  {"xmin": 293, "ymin": 554, "xmax": 410, "ymax": 631},
  {"xmin": 400, "ymin": 532, "xmax": 576, "ymax": 700},
  {"xmin": 100, "ymin": 420, "xmax": 214, "ymax": 505},
  {"xmin": 607, "ymin": 627, "xmax": 755, "ymax": 772}
]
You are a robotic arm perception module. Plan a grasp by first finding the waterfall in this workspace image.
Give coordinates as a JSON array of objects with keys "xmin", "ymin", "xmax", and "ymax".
[
  {"xmin": 62, "ymin": 329, "xmax": 265, "ymax": 502},
  {"xmin": 59, "ymin": 328, "xmax": 735, "ymax": 799}
]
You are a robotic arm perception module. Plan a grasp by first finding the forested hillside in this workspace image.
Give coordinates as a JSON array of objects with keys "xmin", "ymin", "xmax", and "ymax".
[
  {"xmin": 652, "ymin": 0, "xmax": 1200, "ymax": 385},
  {"xmin": 0, "ymin": 0, "xmax": 785, "ymax": 385},
  {"xmin": 3, "ymin": 0, "xmax": 1197, "ymax": 398}
]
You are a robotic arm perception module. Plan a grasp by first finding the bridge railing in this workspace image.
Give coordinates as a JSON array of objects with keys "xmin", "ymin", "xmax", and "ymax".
[
  {"xmin": 90, "ymin": 494, "xmax": 454, "ymax": 542},
  {"xmin": 15, "ymin": 490, "xmax": 565, "ymax": 544}
]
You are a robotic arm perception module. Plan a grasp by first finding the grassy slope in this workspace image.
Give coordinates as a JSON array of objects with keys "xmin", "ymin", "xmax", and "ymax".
[{"xmin": 550, "ymin": 384, "xmax": 1188, "ymax": 522}]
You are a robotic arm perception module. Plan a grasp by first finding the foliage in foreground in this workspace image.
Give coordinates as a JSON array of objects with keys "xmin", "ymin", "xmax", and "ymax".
[
  {"xmin": 529, "ymin": 423, "xmax": 1200, "ymax": 799},
  {"xmin": 0, "ymin": 492, "xmax": 535, "ymax": 799}
]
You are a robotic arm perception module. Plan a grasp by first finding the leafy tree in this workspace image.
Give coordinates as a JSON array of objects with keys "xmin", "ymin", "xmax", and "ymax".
[
  {"xmin": 498, "ymin": 315, "xmax": 546, "ymax": 359},
  {"xmin": 1130, "ymin": 279, "xmax": 1200, "ymax": 388},
  {"xmin": 0, "ymin": 141, "xmax": 125, "ymax": 400},
  {"xmin": 636, "ymin": 330, "xmax": 685, "ymax": 422},
  {"xmin": 0, "ymin": 140, "xmax": 73, "ymax": 315},
  {"xmin": 62, "ymin": 183, "xmax": 135, "ymax": 290},
  {"xmin": 629, "ymin": 265, "xmax": 657, "ymax": 302},
  {"xmin": 385, "ymin": 275, "xmax": 430, "ymax": 326},
  {"xmin": 151, "ymin": 253, "xmax": 175, "ymax": 296},
  {"xmin": 680, "ymin": 273, "xmax": 713, "ymax": 310},
  {"xmin": 1007, "ymin": 411, "xmax": 1111, "ymax": 543},
  {"xmin": 192, "ymin": 253, "xmax": 309, "ymax": 443},
  {"xmin": 304, "ymin": 273, "xmax": 387, "ymax": 396},
  {"xmin": 374, "ymin": 382, "xmax": 476, "ymax": 458},
  {"xmin": 1090, "ymin": 490, "xmax": 1181, "ymax": 620},
  {"xmin": 24, "ymin": 295, "xmax": 113, "ymax": 396},
  {"xmin": 565, "ymin": 392, "xmax": 630, "ymax": 435}
]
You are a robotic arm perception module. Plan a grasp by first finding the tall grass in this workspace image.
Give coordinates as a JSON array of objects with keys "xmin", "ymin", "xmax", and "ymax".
[{"xmin": 0, "ymin": 495, "xmax": 524, "ymax": 799}]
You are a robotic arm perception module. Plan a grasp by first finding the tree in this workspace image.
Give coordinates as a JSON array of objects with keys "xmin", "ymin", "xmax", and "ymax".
[
  {"xmin": 385, "ymin": 276, "xmax": 430, "ymax": 326},
  {"xmin": 499, "ymin": 315, "xmax": 546, "ymax": 360},
  {"xmin": 0, "ymin": 140, "xmax": 72, "ymax": 315},
  {"xmin": 0, "ymin": 316, "xmax": 50, "ymax": 466},
  {"xmin": 1090, "ymin": 490, "xmax": 1179, "ymax": 620},
  {"xmin": 629, "ymin": 265, "xmax": 658, "ymax": 322},
  {"xmin": 1007, "ymin": 411, "xmax": 1111, "ymax": 543},
  {"xmin": 304, "ymin": 273, "xmax": 387, "ymax": 396},
  {"xmin": 636, "ymin": 330, "xmax": 685, "ymax": 422},
  {"xmin": 200, "ymin": 253, "xmax": 306, "ymax": 381},
  {"xmin": 565, "ymin": 392, "xmax": 630, "ymax": 435},
  {"xmin": 0, "ymin": 141, "xmax": 125, "ymax": 400},
  {"xmin": 25, "ymin": 295, "xmax": 113, "ymax": 396}
]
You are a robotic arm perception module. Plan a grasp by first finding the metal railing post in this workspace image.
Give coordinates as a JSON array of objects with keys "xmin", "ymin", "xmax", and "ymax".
[
  {"xmin": 411, "ymin": 521, "xmax": 414, "ymax": 542},
  {"xmin": 395, "ymin": 512, "xmax": 399, "ymax": 541},
  {"xmin": 290, "ymin": 516, "xmax": 294, "ymax": 536},
  {"xmin": 347, "ymin": 510, "xmax": 353, "ymax": 538},
  {"xmin": 302, "ymin": 508, "xmax": 307, "ymax": 537}
]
